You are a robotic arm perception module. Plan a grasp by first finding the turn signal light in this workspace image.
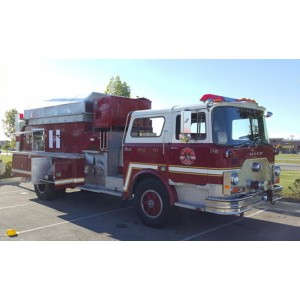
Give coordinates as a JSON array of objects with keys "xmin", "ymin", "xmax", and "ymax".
[{"xmin": 231, "ymin": 186, "xmax": 245, "ymax": 194}]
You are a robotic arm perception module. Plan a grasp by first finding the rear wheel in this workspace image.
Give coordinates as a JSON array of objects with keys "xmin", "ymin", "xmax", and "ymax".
[
  {"xmin": 34, "ymin": 183, "xmax": 56, "ymax": 200},
  {"xmin": 134, "ymin": 178, "xmax": 170, "ymax": 228}
]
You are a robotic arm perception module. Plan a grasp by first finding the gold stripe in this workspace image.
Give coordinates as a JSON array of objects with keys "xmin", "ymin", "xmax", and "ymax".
[
  {"xmin": 170, "ymin": 171, "xmax": 222, "ymax": 177},
  {"xmin": 169, "ymin": 164, "xmax": 239, "ymax": 171}
]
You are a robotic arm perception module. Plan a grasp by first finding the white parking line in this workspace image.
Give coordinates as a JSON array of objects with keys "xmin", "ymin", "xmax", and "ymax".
[
  {"xmin": 0, "ymin": 203, "xmax": 34, "ymax": 210},
  {"xmin": 181, "ymin": 209, "xmax": 268, "ymax": 241},
  {"xmin": 0, "ymin": 190, "xmax": 33, "ymax": 195},
  {"xmin": 18, "ymin": 206, "xmax": 134, "ymax": 235}
]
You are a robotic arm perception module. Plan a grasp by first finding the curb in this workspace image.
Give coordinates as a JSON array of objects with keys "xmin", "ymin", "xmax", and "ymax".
[
  {"xmin": 0, "ymin": 177, "xmax": 22, "ymax": 185},
  {"xmin": 279, "ymin": 198, "xmax": 300, "ymax": 204}
]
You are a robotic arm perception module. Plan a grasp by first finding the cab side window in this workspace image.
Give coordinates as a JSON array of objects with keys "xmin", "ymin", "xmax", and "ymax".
[
  {"xmin": 131, "ymin": 117, "xmax": 165, "ymax": 138},
  {"xmin": 176, "ymin": 112, "xmax": 206, "ymax": 140}
]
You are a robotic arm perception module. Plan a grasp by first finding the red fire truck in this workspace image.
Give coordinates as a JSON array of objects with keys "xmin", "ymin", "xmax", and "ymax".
[{"xmin": 12, "ymin": 92, "xmax": 282, "ymax": 227}]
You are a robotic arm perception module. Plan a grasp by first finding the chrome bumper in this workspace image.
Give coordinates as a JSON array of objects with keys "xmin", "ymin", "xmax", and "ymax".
[{"xmin": 204, "ymin": 185, "xmax": 283, "ymax": 215}]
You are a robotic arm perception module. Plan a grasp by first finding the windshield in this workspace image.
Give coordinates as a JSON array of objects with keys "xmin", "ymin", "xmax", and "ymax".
[{"xmin": 212, "ymin": 106, "xmax": 269, "ymax": 147}]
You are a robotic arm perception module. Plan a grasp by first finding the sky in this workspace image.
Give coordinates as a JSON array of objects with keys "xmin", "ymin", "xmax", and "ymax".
[
  {"xmin": 1, "ymin": 0, "xmax": 299, "ymax": 141},
  {"xmin": 0, "ymin": 59, "xmax": 299, "ymax": 140}
]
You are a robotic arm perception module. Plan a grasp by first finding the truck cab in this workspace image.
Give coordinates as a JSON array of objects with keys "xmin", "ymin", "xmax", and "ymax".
[{"xmin": 122, "ymin": 94, "xmax": 282, "ymax": 227}]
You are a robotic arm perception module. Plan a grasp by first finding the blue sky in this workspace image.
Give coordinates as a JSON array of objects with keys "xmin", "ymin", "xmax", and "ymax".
[
  {"xmin": 1, "ymin": 1, "xmax": 299, "ymax": 140},
  {"xmin": 1, "ymin": 59, "xmax": 299, "ymax": 140}
]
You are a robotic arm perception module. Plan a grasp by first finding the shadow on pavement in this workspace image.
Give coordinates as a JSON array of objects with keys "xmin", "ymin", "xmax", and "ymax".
[{"xmin": 26, "ymin": 188, "xmax": 300, "ymax": 241}]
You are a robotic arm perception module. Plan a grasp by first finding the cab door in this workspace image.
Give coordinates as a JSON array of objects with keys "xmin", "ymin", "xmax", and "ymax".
[{"xmin": 168, "ymin": 110, "xmax": 210, "ymax": 186}]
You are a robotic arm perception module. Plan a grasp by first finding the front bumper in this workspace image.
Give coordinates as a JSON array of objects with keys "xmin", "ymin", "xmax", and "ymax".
[{"xmin": 204, "ymin": 185, "xmax": 283, "ymax": 215}]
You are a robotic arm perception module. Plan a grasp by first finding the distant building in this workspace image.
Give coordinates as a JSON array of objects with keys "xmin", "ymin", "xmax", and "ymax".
[{"xmin": 269, "ymin": 138, "xmax": 300, "ymax": 153}]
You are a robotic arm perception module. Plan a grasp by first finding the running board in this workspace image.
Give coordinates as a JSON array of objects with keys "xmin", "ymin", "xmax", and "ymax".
[{"xmin": 79, "ymin": 185, "xmax": 122, "ymax": 197}]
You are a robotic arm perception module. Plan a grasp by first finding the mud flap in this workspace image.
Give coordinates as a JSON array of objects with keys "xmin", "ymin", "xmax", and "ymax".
[{"xmin": 31, "ymin": 157, "xmax": 53, "ymax": 184}]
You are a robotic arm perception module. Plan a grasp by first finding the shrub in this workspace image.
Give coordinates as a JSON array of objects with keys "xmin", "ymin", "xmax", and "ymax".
[
  {"xmin": 0, "ymin": 161, "xmax": 12, "ymax": 179},
  {"xmin": 288, "ymin": 179, "xmax": 300, "ymax": 198}
]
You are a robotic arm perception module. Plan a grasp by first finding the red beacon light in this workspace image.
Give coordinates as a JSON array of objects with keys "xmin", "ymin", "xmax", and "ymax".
[
  {"xmin": 200, "ymin": 94, "xmax": 257, "ymax": 104},
  {"xmin": 200, "ymin": 94, "xmax": 226, "ymax": 102}
]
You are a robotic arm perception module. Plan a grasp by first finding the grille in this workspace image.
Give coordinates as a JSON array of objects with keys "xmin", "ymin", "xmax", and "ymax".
[{"xmin": 231, "ymin": 158, "xmax": 240, "ymax": 167}]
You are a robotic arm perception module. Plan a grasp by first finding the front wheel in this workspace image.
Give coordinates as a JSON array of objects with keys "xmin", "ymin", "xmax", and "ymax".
[
  {"xmin": 134, "ymin": 178, "xmax": 170, "ymax": 228},
  {"xmin": 34, "ymin": 183, "xmax": 56, "ymax": 200}
]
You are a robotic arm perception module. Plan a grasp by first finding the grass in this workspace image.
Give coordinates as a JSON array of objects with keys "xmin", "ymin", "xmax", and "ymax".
[
  {"xmin": 0, "ymin": 154, "xmax": 12, "ymax": 164},
  {"xmin": 0, "ymin": 153, "xmax": 13, "ymax": 179},
  {"xmin": 280, "ymin": 170, "xmax": 300, "ymax": 200},
  {"xmin": 275, "ymin": 154, "xmax": 300, "ymax": 200}
]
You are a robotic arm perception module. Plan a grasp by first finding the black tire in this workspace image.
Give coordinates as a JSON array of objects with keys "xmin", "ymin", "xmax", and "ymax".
[
  {"xmin": 134, "ymin": 178, "xmax": 170, "ymax": 228},
  {"xmin": 34, "ymin": 183, "xmax": 56, "ymax": 200}
]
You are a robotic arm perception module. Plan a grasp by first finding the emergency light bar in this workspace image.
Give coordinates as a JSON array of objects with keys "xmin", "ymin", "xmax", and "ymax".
[{"xmin": 200, "ymin": 94, "xmax": 256, "ymax": 103}]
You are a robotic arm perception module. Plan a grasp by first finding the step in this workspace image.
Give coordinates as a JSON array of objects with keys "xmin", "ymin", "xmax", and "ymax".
[
  {"xmin": 174, "ymin": 202, "xmax": 205, "ymax": 211},
  {"xmin": 79, "ymin": 184, "xmax": 122, "ymax": 197}
]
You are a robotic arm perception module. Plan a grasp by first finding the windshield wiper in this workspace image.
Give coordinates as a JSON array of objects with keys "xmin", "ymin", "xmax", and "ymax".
[
  {"xmin": 234, "ymin": 140, "xmax": 256, "ymax": 148},
  {"xmin": 235, "ymin": 137, "xmax": 269, "ymax": 148}
]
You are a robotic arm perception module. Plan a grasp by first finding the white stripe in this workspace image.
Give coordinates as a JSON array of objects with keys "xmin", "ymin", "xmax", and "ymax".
[
  {"xmin": 49, "ymin": 130, "xmax": 53, "ymax": 148},
  {"xmin": 181, "ymin": 209, "xmax": 267, "ymax": 241},
  {"xmin": 169, "ymin": 166, "xmax": 240, "ymax": 176},
  {"xmin": 10, "ymin": 171, "xmax": 84, "ymax": 185},
  {"xmin": 123, "ymin": 163, "xmax": 240, "ymax": 191},
  {"xmin": 12, "ymin": 168, "xmax": 31, "ymax": 175},
  {"xmin": 123, "ymin": 163, "xmax": 158, "ymax": 191},
  {"xmin": 18, "ymin": 206, "xmax": 134, "ymax": 235},
  {"xmin": 56, "ymin": 129, "xmax": 61, "ymax": 149},
  {"xmin": 0, "ymin": 190, "xmax": 25, "ymax": 195},
  {"xmin": 55, "ymin": 177, "xmax": 84, "ymax": 185}
]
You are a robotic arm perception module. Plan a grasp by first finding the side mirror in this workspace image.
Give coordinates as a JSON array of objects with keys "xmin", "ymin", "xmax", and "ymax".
[
  {"xmin": 180, "ymin": 111, "xmax": 192, "ymax": 143},
  {"xmin": 265, "ymin": 111, "xmax": 273, "ymax": 118},
  {"xmin": 181, "ymin": 110, "xmax": 191, "ymax": 133}
]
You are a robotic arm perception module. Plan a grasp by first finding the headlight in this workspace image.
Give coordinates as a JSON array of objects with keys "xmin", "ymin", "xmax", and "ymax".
[
  {"xmin": 231, "ymin": 172, "xmax": 239, "ymax": 185},
  {"xmin": 274, "ymin": 165, "xmax": 281, "ymax": 177},
  {"xmin": 252, "ymin": 162, "xmax": 262, "ymax": 172}
]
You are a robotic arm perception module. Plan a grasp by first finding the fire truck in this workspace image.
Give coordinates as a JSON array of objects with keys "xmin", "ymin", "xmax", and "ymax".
[{"xmin": 12, "ymin": 92, "xmax": 283, "ymax": 227}]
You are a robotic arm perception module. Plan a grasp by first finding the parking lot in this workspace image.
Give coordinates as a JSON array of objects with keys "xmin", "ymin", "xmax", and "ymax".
[{"xmin": 1, "ymin": 180, "xmax": 300, "ymax": 241}]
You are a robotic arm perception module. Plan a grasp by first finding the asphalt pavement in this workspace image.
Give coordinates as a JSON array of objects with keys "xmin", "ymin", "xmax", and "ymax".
[
  {"xmin": 1, "ymin": 180, "xmax": 300, "ymax": 241},
  {"xmin": 278, "ymin": 163, "xmax": 300, "ymax": 171}
]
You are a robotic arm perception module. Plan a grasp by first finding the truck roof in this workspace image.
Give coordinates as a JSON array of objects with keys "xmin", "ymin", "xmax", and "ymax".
[
  {"xmin": 131, "ymin": 100, "xmax": 265, "ymax": 117},
  {"xmin": 24, "ymin": 92, "xmax": 105, "ymax": 120}
]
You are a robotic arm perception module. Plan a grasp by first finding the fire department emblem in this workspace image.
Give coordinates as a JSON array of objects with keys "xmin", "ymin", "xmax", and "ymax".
[{"xmin": 180, "ymin": 147, "xmax": 196, "ymax": 165}]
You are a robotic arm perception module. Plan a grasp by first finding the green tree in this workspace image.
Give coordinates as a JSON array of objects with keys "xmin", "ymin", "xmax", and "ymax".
[
  {"xmin": 105, "ymin": 75, "xmax": 131, "ymax": 97},
  {"xmin": 1, "ymin": 108, "xmax": 18, "ymax": 148}
]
